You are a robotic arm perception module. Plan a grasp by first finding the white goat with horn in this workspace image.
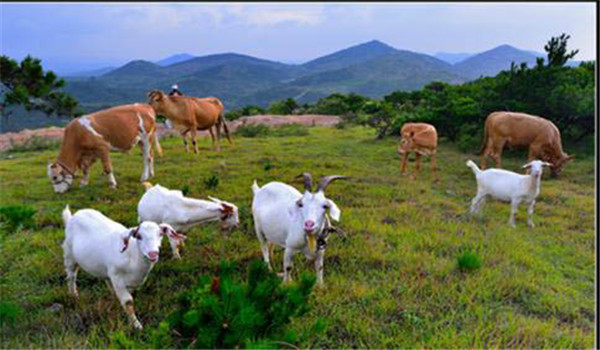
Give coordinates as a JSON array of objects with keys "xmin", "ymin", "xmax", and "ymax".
[{"xmin": 251, "ymin": 173, "xmax": 348, "ymax": 286}]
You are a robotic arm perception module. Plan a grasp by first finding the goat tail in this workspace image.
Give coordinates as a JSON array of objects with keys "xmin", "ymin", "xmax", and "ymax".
[
  {"xmin": 466, "ymin": 160, "xmax": 481, "ymax": 175},
  {"xmin": 62, "ymin": 205, "xmax": 72, "ymax": 226},
  {"xmin": 252, "ymin": 180, "xmax": 260, "ymax": 195},
  {"xmin": 142, "ymin": 181, "xmax": 153, "ymax": 190}
]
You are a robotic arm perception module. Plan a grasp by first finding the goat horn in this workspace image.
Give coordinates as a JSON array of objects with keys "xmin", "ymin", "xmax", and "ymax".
[
  {"xmin": 317, "ymin": 175, "xmax": 349, "ymax": 192},
  {"xmin": 295, "ymin": 172, "xmax": 313, "ymax": 192}
]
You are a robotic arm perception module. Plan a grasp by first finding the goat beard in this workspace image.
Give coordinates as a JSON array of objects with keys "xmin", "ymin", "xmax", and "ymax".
[{"xmin": 307, "ymin": 233, "xmax": 317, "ymax": 254}]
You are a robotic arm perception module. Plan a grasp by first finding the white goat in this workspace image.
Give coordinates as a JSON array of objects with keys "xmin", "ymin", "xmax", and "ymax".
[
  {"xmin": 137, "ymin": 182, "xmax": 239, "ymax": 259},
  {"xmin": 466, "ymin": 159, "xmax": 552, "ymax": 228},
  {"xmin": 251, "ymin": 173, "xmax": 347, "ymax": 286},
  {"xmin": 61, "ymin": 205, "xmax": 180, "ymax": 330}
]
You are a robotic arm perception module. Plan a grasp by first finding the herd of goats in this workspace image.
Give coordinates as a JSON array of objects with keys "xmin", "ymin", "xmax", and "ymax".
[{"xmin": 45, "ymin": 90, "xmax": 574, "ymax": 329}]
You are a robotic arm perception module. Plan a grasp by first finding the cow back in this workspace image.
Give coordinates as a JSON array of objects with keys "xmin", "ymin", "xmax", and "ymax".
[{"xmin": 87, "ymin": 104, "xmax": 156, "ymax": 151}]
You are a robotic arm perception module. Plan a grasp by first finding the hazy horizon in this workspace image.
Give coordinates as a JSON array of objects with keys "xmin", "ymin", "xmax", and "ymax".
[{"xmin": 1, "ymin": 2, "xmax": 596, "ymax": 75}]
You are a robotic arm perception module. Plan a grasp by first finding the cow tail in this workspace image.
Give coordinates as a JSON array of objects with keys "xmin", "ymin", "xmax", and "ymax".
[
  {"xmin": 478, "ymin": 118, "xmax": 489, "ymax": 155},
  {"xmin": 153, "ymin": 131, "xmax": 163, "ymax": 157},
  {"xmin": 218, "ymin": 105, "xmax": 233, "ymax": 145}
]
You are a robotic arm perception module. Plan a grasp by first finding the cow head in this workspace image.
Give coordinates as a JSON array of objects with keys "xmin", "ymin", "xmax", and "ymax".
[
  {"xmin": 549, "ymin": 154, "xmax": 575, "ymax": 177},
  {"xmin": 47, "ymin": 162, "xmax": 74, "ymax": 194},
  {"xmin": 294, "ymin": 173, "xmax": 348, "ymax": 254},
  {"xmin": 397, "ymin": 130, "xmax": 414, "ymax": 154},
  {"xmin": 147, "ymin": 90, "xmax": 166, "ymax": 110}
]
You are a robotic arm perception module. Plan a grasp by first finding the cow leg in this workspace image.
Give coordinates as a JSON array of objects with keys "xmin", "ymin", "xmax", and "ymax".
[
  {"xmin": 80, "ymin": 165, "xmax": 90, "ymax": 187},
  {"xmin": 208, "ymin": 127, "xmax": 216, "ymax": 150},
  {"xmin": 411, "ymin": 153, "xmax": 421, "ymax": 180},
  {"xmin": 190, "ymin": 129, "xmax": 199, "ymax": 154},
  {"xmin": 400, "ymin": 152, "xmax": 409, "ymax": 175},
  {"xmin": 139, "ymin": 132, "xmax": 151, "ymax": 182},
  {"xmin": 181, "ymin": 130, "xmax": 189, "ymax": 153},
  {"xmin": 99, "ymin": 149, "xmax": 117, "ymax": 189},
  {"xmin": 491, "ymin": 139, "xmax": 506, "ymax": 169},
  {"xmin": 215, "ymin": 121, "xmax": 222, "ymax": 153},
  {"xmin": 431, "ymin": 153, "xmax": 438, "ymax": 183}
]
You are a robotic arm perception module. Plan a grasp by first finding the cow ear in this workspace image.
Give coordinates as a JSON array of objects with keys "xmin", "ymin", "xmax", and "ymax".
[{"xmin": 326, "ymin": 199, "xmax": 341, "ymax": 222}]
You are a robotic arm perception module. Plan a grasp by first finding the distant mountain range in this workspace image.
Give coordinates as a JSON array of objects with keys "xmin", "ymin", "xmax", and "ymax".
[{"xmin": 61, "ymin": 40, "xmax": 581, "ymax": 112}]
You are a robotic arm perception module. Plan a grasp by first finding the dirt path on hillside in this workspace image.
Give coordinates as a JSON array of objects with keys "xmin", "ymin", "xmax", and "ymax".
[{"xmin": 0, "ymin": 115, "xmax": 340, "ymax": 152}]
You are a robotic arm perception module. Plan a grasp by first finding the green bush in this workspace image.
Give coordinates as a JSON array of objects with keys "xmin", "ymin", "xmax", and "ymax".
[
  {"xmin": 456, "ymin": 123, "xmax": 483, "ymax": 154},
  {"xmin": 203, "ymin": 174, "xmax": 219, "ymax": 190},
  {"xmin": 267, "ymin": 98, "xmax": 298, "ymax": 115},
  {"xmin": 234, "ymin": 123, "xmax": 309, "ymax": 138},
  {"xmin": 0, "ymin": 205, "xmax": 36, "ymax": 233},
  {"xmin": 234, "ymin": 123, "xmax": 272, "ymax": 138},
  {"xmin": 7, "ymin": 136, "xmax": 61, "ymax": 153},
  {"xmin": 270, "ymin": 124, "xmax": 309, "ymax": 137},
  {"xmin": 0, "ymin": 301, "xmax": 21, "ymax": 327},
  {"xmin": 457, "ymin": 250, "xmax": 482, "ymax": 272},
  {"xmin": 111, "ymin": 260, "xmax": 319, "ymax": 348}
]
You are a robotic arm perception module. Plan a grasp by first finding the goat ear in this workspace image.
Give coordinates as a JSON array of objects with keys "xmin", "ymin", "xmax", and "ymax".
[
  {"xmin": 159, "ymin": 223, "xmax": 186, "ymax": 242},
  {"xmin": 542, "ymin": 161, "xmax": 554, "ymax": 167},
  {"xmin": 220, "ymin": 203, "xmax": 234, "ymax": 214},
  {"xmin": 326, "ymin": 199, "xmax": 341, "ymax": 222},
  {"xmin": 207, "ymin": 196, "xmax": 222, "ymax": 204},
  {"xmin": 120, "ymin": 228, "xmax": 137, "ymax": 253},
  {"xmin": 522, "ymin": 161, "xmax": 534, "ymax": 169}
]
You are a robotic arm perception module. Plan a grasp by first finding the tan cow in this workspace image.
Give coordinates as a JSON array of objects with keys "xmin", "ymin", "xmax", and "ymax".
[
  {"xmin": 147, "ymin": 90, "xmax": 232, "ymax": 153},
  {"xmin": 397, "ymin": 122, "xmax": 438, "ymax": 181},
  {"xmin": 47, "ymin": 103, "xmax": 162, "ymax": 193},
  {"xmin": 480, "ymin": 111, "xmax": 574, "ymax": 177}
]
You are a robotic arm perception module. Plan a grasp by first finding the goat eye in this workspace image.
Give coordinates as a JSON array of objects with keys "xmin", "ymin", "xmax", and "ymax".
[
  {"xmin": 323, "ymin": 204, "xmax": 329, "ymax": 209},
  {"xmin": 297, "ymin": 202, "xmax": 303, "ymax": 208}
]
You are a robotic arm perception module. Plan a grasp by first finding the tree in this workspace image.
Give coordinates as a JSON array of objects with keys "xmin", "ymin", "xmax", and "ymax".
[
  {"xmin": 544, "ymin": 33, "xmax": 579, "ymax": 67},
  {"xmin": 0, "ymin": 55, "xmax": 78, "ymax": 119}
]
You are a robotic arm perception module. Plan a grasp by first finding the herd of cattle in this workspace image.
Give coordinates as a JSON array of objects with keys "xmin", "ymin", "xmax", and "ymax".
[{"xmin": 46, "ymin": 90, "xmax": 574, "ymax": 329}]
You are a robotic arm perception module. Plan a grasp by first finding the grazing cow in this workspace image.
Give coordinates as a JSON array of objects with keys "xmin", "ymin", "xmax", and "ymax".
[
  {"xmin": 480, "ymin": 111, "xmax": 574, "ymax": 177},
  {"xmin": 397, "ymin": 122, "xmax": 438, "ymax": 181},
  {"xmin": 147, "ymin": 90, "xmax": 232, "ymax": 153},
  {"xmin": 47, "ymin": 103, "xmax": 161, "ymax": 193}
]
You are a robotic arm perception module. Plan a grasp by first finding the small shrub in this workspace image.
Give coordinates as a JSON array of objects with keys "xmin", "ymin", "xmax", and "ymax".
[
  {"xmin": 181, "ymin": 184, "xmax": 190, "ymax": 196},
  {"xmin": 0, "ymin": 301, "xmax": 22, "ymax": 327},
  {"xmin": 0, "ymin": 205, "xmax": 36, "ymax": 233},
  {"xmin": 457, "ymin": 123, "xmax": 483, "ymax": 154},
  {"xmin": 8, "ymin": 136, "xmax": 61, "ymax": 153},
  {"xmin": 270, "ymin": 123, "xmax": 309, "ymax": 137},
  {"xmin": 234, "ymin": 123, "xmax": 271, "ymax": 138},
  {"xmin": 167, "ymin": 260, "xmax": 317, "ymax": 348},
  {"xmin": 457, "ymin": 250, "xmax": 482, "ymax": 272},
  {"xmin": 203, "ymin": 174, "xmax": 219, "ymax": 190}
]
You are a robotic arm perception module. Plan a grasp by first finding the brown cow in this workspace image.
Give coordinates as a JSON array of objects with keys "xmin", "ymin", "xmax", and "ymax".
[
  {"xmin": 480, "ymin": 111, "xmax": 574, "ymax": 177},
  {"xmin": 397, "ymin": 122, "xmax": 438, "ymax": 181},
  {"xmin": 47, "ymin": 103, "xmax": 162, "ymax": 193},
  {"xmin": 147, "ymin": 90, "xmax": 232, "ymax": 153}
]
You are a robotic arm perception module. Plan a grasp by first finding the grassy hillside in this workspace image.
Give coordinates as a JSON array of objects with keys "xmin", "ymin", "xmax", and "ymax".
[{"xmin": 0, "ymin": 126, "xmax": 595, "ymax": 348}]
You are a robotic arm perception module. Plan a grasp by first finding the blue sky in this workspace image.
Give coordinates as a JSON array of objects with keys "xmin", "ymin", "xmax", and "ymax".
[{"xmin": 1, "ymin": 2, "xmax": 596, "ymax": 74}]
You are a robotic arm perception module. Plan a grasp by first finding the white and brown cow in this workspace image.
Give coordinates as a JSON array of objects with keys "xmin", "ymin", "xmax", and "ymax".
[
  {"xmin": 47, "ymin": 103, "xmax": 162, "ymax": 193},
  {"xmin": 397, "ymin": 122, "xmax": 438, "ymax": 181}
]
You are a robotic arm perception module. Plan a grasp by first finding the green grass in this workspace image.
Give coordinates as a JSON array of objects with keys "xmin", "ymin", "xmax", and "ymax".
[{"xmin": 0, "ymin": 126, "xmax": 595, "ymax": 348}]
